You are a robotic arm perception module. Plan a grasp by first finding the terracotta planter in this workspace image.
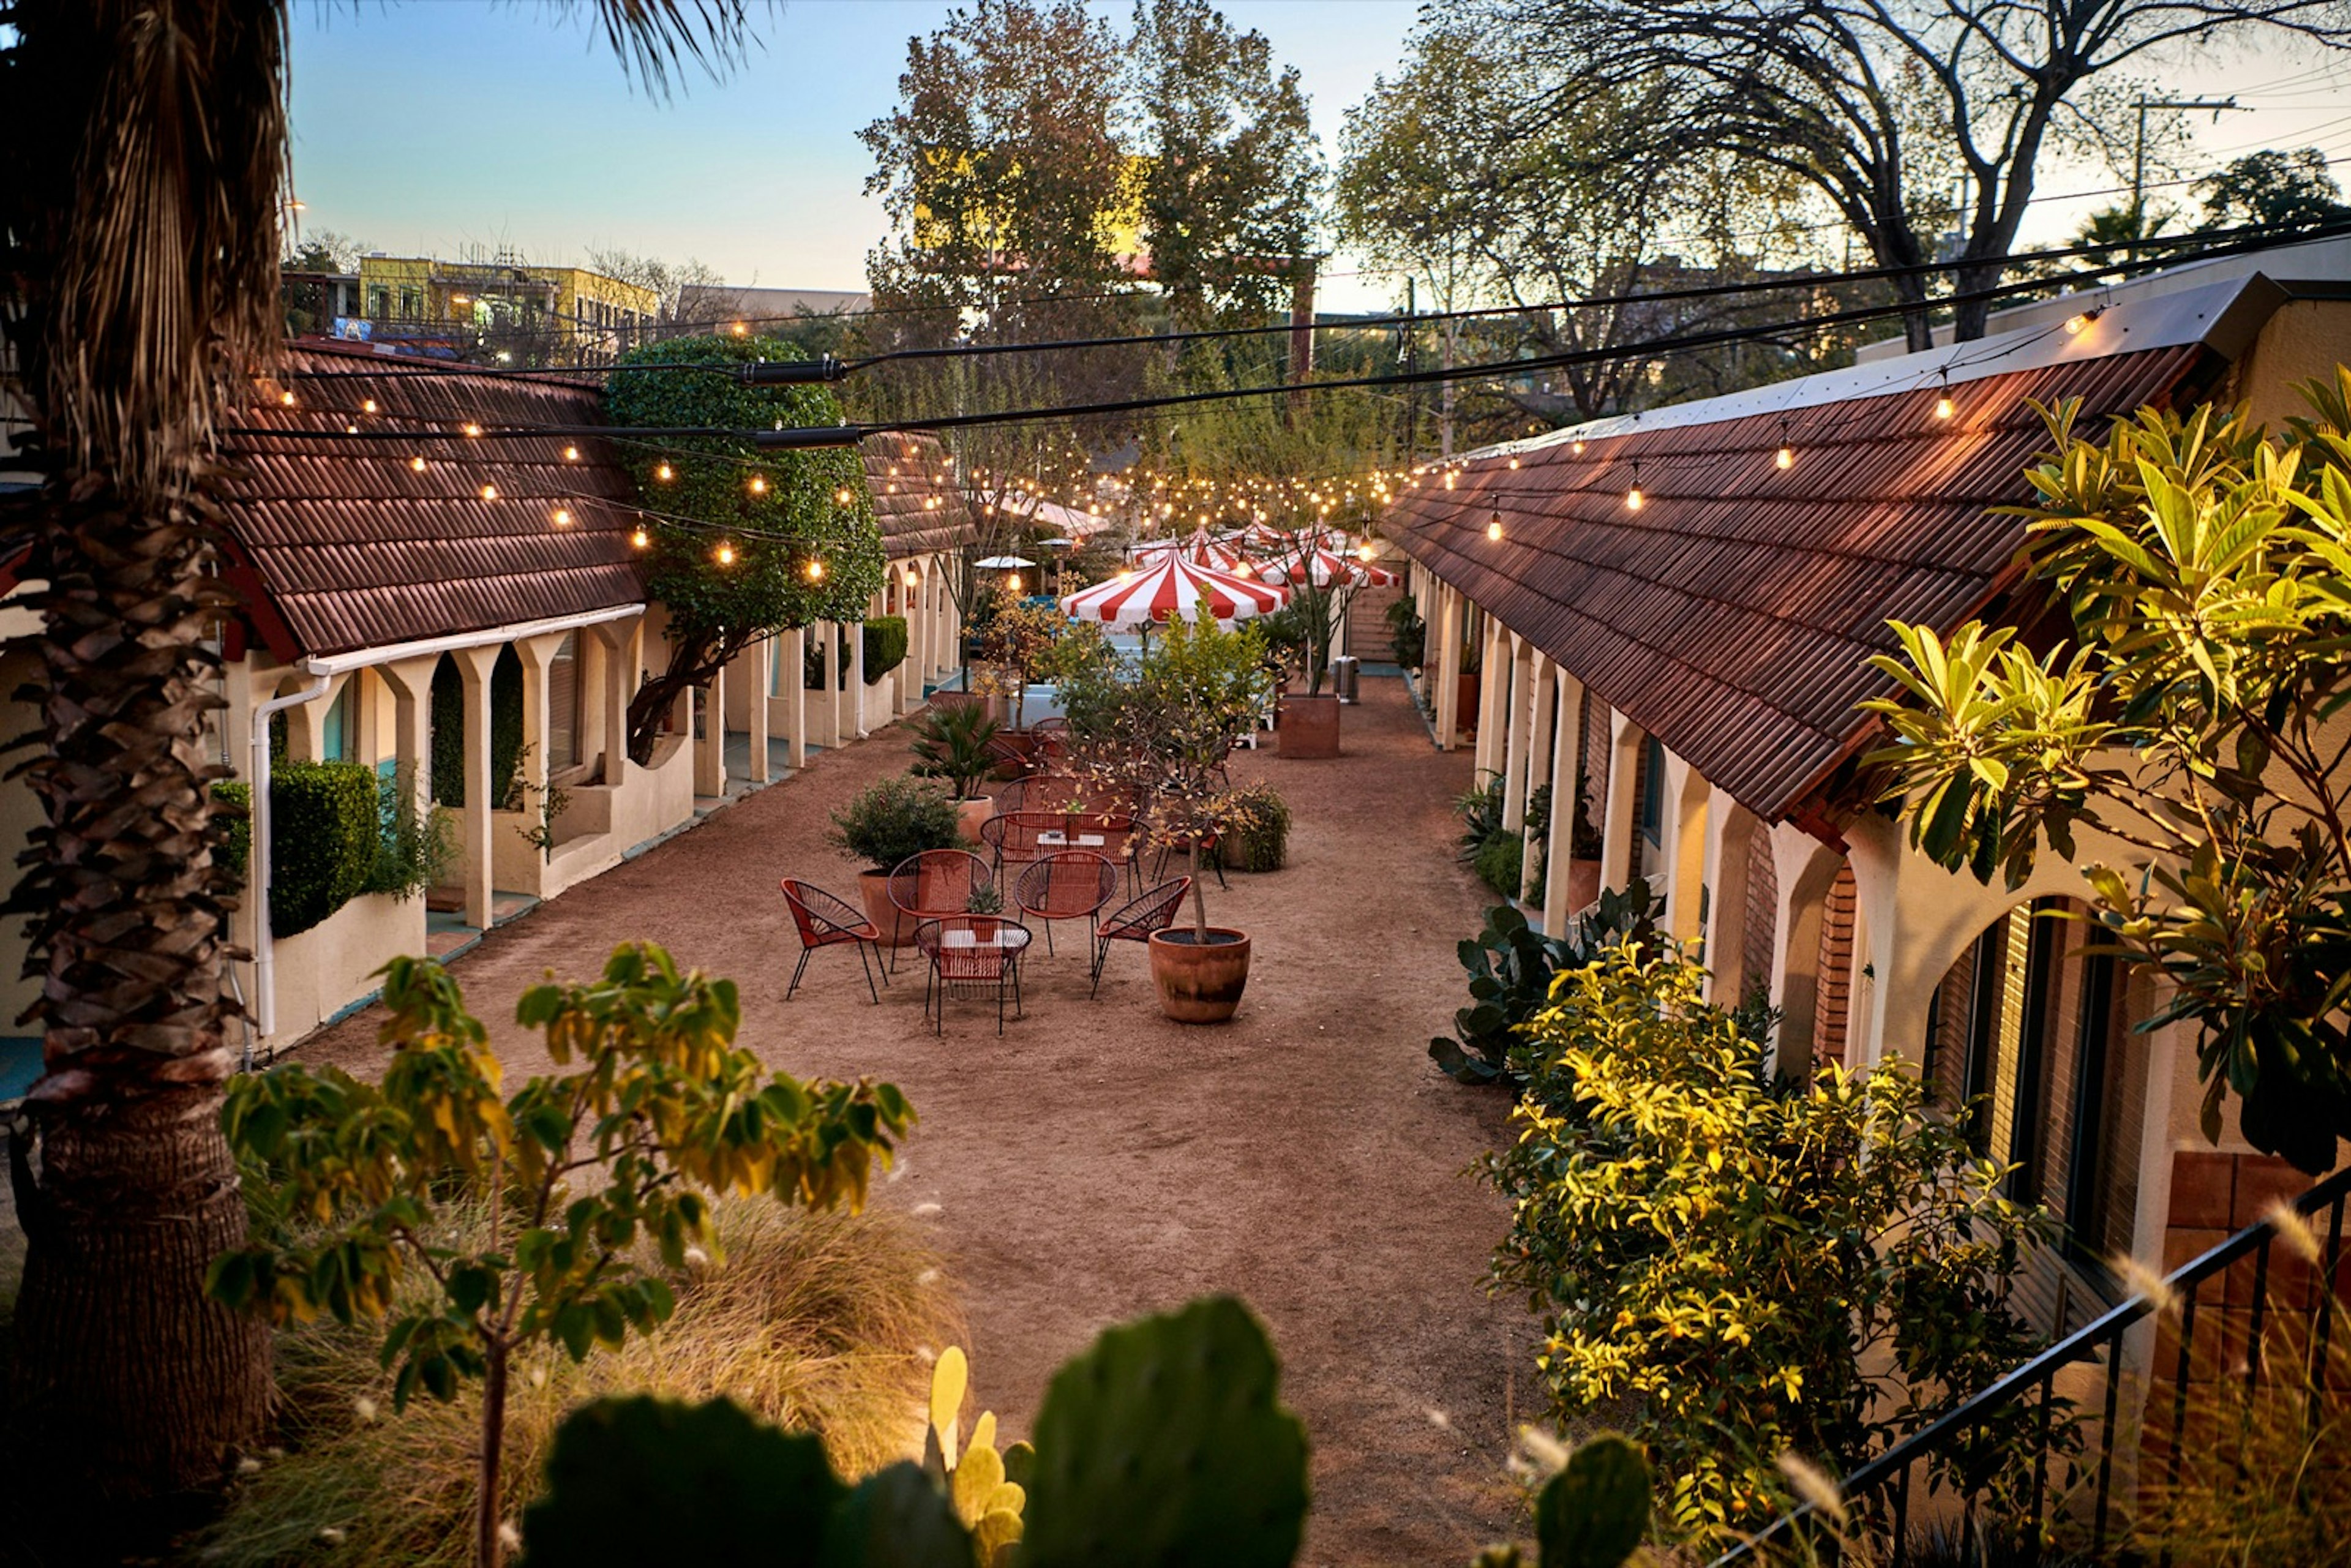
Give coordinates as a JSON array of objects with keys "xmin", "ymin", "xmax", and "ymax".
[
  {"xmin": 857, "ymin": 869, "xmax": 917, "ymax": 948},
  {"xmin": 1564, "ymin": 857, "xmax": 1602, "ymax": 913},
  {"xmin": 956, "ymin": 796, "xmax": 994, "ymax": 845},
  {"xmin": 1277, "ymin": 692, "xmax": 1341, "ymax": 759},
  {"xmin": 1147, "ymin": 928, "xmax": 1252, "ymax": 1024}
]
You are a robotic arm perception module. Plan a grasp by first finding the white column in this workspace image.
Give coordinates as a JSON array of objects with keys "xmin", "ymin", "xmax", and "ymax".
[
  {"xmin": 742, "ymin": 637, "xmax": 771, "ymax": 784},
  {"xmin": 1701, "ymin": 785, "xmax": 1761, "ymax": 1007},
  {"xmin": 1501, "ymin": 637, "xmax": 1534, "ymax": 832},
  {"xmin": 1542, "ymin": 671, "xmax": 1584, "ymax": 931},
  {"xmin": 516, "ymin": 631, "xmax": 564, "ymax": 812},
  {"xmin": 594, "ymin": 619, "xmax": 637, "ymax": 784},
  {"xmin": 1599, "ymin": 707, "xmax": 1644, "ymax": 894},
  {"xmin": 1520, "ymin": 656, "xmax": 1556, "ymax": 906},
  {"xmin": 850, "ymin": 612, "xmax": 869, "ymax": 738},
  {"xmin": 451, "ymin": 643, "xmax": 500, "ymax": 929},
  {"xmin": 695, "ymin": 661, "xmax": 726, "ymax": 797},
  {"xmin": 1658, "ymin": 752, "xmax": 1709, "ymax": 943},
  {"xmin": 377, "ymin": 656, "xmax": 438, "ymax": 822},
  {"xmin": 1474, "ymin": 616, "xmax": 1507, "ymax": 779},
  {"xmin": 782, "ymin": 625, "xmax": 808, "ymax": 768},
  {"xmin": 904, "ymin": 565, "xmax": 929, "ymax": 711},
  {"xmin": 1436, "ymin": 586, "xmax": 1463, "ymax": 751}
]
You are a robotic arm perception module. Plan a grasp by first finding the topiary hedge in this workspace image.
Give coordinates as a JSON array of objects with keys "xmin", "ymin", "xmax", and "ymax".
[
  {"xmin": 863, "ymin": 616, "xmax": 909, "ymax": 684},
  {"xmin": 272, "ymin": 760, "xmax": 381, "ymax": 937}
]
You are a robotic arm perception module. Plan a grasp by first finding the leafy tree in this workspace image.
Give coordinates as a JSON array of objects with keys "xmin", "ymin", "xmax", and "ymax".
[
  {"xmin": 1491, "ymin": 0, "xmax": 2351, "ymax": 345},
  {"xmin": 282, "ymin": 227, "xmax": 365, "ymax": 274},
  {"xmin": 1127, "ymin": 0, "xmax": 1321, "ymax": 330},
  {"xmin": 2194, "ymin": 147, "xmax": 2351, "ymax": 234},
  {"xmin": 604, "ymin": 332, "xmax": 883, "ymax": 764},
  {"xmin": 1486, "ymin": 942, "xmax": 2055, "ymax": 1534},
  {"xmin": 582, "ymin": 245, "xmax": 727, "ymax": 339},
  {"xmin": 1862, "ymin": 377, "xmax": 2351, "ymax": 1173},
  {"xmin": 208, "ymin": 942, "xmax": 915, "ymax": 1568}
]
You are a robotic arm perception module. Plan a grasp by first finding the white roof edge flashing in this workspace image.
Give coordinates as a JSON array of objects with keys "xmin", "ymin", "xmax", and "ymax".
[
  {"xmin": 297, "ymin": 601, "xmax": 644, "ymax": 678},
  {"xmin": 1444, "ymin": 271, "xmax": 2285, "ymax": 465}
]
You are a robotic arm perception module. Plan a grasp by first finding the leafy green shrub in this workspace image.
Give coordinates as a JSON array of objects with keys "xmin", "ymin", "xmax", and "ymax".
[
  {"xmin": 863, "ymin": 616, "xmax": 909, "ymax": 683},
  {"xmin": 1428, "ymin": 886, "xmax": 1659, "ymax": 1086},
  {"xmin": 827, "ymin": 776, "xmax": 964, "ymax": 874},
  {"xmin": 212, "ymin": 781, "xmax": 252, "ymax": 891},
  {"xmin": 1485, "ymin": 942, "xmax": 2058, "ymax": 1537},
  {"xmin": 271, "ymin": 760, "xmax": 380, "ymax": 937},
  {"xmin": 1455, "ymin": 775, "xmax": 1507, "ymax": 862},
  {"xmin": 364, "ymin": 765, "xmax": 457, "ymax": 900},
  {"xmin": 1226, "ymin": 785, "xmax": 1291, "ymax": 872},
  {"xmin": 1384, "ymin": 593, "xmax": 1425, "ymax": 669},
  {"xmin": 1474, "ymin": 830, "xmax": 1523, "ymax": 898}
]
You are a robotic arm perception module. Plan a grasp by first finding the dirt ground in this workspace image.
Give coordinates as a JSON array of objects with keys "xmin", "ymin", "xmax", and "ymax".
[{"xmin": 296, "ymin": 673, "xmax": 1542, "ymax": 1566}]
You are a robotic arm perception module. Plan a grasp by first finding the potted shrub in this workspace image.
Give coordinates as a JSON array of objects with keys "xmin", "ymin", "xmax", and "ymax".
[
  {"xmin": 909, "ymin": 701, "xmax": 1002, "ymax": 842},
  {"xmin": 827, "ymin": 775, "xmax": 963, "ymax": 946},
  {"xmin": 1079, "ymin": 609, "xmax": 1275, "ymax": 1024},
  {"xmin": 1262, "ymin": 531, "xmax": 1362, "ymax": 760}
]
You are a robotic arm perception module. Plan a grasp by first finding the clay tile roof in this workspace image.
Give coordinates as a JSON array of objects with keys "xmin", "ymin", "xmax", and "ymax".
[
  {"xmin": 1385, "ymin": 343, "xmax": 2213, "ymax": 824},
  {"xmin": 861, "ymin": 431, "xmax": 977, "ymax": 558},
  {"xmin": 220, "ymin": 346, "xmax": 645, "ymax": 660}
]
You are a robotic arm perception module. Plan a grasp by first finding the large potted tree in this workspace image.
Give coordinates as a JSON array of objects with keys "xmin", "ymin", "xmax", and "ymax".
[
  {"xmin": 1082, "ymin": 610, "xmax": 1275, "ymax": 1023},
  {"xmin": 1262, "ymin": 530, "xmax": 1363, "ymax": 759},
  {"xmin": 827, "ymin": 776, "xmax": 964, "ymax": 946},
  {"xmin": 907, "ymin": 701, "xmax": 1002, "ymax": 842}
]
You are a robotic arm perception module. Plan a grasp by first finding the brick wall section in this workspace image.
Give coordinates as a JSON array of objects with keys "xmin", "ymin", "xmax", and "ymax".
[
  {"xmin": 1810, "ymin": 866, "xmax": 1856, "ymax": 1066},
  {"xmin": 1740, "ymin": 830, "xmax": 1777, "ymax": 1004}
]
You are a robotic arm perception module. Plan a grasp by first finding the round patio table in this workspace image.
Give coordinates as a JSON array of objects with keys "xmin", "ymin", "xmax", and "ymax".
[{"xmin": 914, "ymin": 916, "xmax": 1032, "ymax": 1036}]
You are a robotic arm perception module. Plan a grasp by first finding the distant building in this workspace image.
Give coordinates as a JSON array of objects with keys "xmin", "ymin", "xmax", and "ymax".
[
  {"xmin": 674, "ymin": 283, "xmax": 872, "ymax": 337},
  {"xmin": 278, "ymin": 252, "xmax": 661, "ymax": 367}
]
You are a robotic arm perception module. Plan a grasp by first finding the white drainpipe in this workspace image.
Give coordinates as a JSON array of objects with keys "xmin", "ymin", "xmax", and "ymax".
[
  {"xmin": 247, "ymin": 673, "xmax": 331, "ymax": 1041},
  {"xmin": 241, "ymin": 601, "xmax": 646, "ymax": 1045}
]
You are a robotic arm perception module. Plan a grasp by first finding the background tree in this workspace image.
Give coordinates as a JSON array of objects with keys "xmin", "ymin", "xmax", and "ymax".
[
  {"xmin": 2194, "ymin": 147, "xmax": 2351, "ymax": 234},
  {"xmin": 1127, "ymin": 0, "xmax": 1322, "ymax": 330},
  {"xmin": 1862, "ymin": 376, "xmax": 2351, "ymax": 1174},
  {"xmin": 604, "ymin": 332, "xmax": 883, "ymax": 764},
  {"xmin": 583, "ymin": 246, "xmax": 729, "ymax": 347},
  {"xmin": 1493, "ymin": 0, "xmax": 2351, "ymax": 345},
  {"xmin": 0, "ymin": 0, "xmax": 750, "ymax": 1512}
]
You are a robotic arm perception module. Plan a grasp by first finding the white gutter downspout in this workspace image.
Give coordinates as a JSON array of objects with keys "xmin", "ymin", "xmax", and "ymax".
[
  {"xmin": 242, "ymin": 601, "xmax": 647, "ymax": 1044},
  {"xmin": 248, "ymin": 673, "xmax": 331, "ymax": 1041}
]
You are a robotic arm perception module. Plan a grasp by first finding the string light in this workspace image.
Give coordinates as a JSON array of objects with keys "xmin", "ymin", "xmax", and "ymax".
[
  {"xmin": 344, "ymin": 423, "xmax": 359, "ymax": 435},
  {"xmin": 462, "ymin": 422, "xmax": 482, "ymax": 438},
  {"xmin": 1934, "ymin": 371, "xmax": 1956, "ymax": 421},
  {"xmin": 715, "ymin": 541, "xmax": 736, "ymax": 566},
  {"xmin": 563, "ymin": 445, "xmax": 580, "ymax": 461},
  {"xmin": 2064, "ymin": 306, "xmax": 2105, "ymax": 334},
  {"xmin": 1625, "ymin": 462, "xmax": 1644, "ymax": 511},
  {"xmin": 631, "ymin": 527, "xmax": 650, "ymax": 549},
  {"xmin": 1572, "ymin": 440, "xmax": 1586, "ymax": 454},
  {"xmin": 748, "ymin": 475, "xmax": 768, "ymax": 495},
  {"xmin": 480, "ymin": 484, "xmax": 498, "ymax": 501},
  {"xmin": 1507, "ymin": 457, "xmax": 1520, "ymax": 469},
  {"xmin": 806, "ymin": 560, "xmax": 826, "ymax": 581},
  {"xmin": 279, "ymin": 390, "xmax": 296, "ymax": 407},
  {"xmin": 1486, "ymin": 512, "xmax": 1504, "ymax": 542},
  {"xmin": 409, "ymin": 456, "xmax": 427, "ymax": 472},
  {"xmin": 905, "ymin": 569, "xmax": 919, "ymax": 588},
  {"xmin": 552, "ymin": 508, "xmax": 572, "ymax": 525},
  {"xmin": 835, "ymin": 487, "xmax": 853, "ymax": 505},
  {"xmin": 361, "ymin": 399, "xmax": 378, "ymax": 415},
  {"xmin": 655, "ymin": 462, "xmax": 673, "ymax": 481},
  {"xmin": 1007, "ymin": 574, "xmax": 1022, "ymax": 592},
  {"xmin": 1775, "ymin": 418, "xmax": 1794, "ymax": 471}
]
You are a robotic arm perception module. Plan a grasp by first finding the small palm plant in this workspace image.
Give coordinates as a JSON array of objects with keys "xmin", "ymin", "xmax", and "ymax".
[{"xmin": 909, "ymin": 702, "xmax": 1001, "ymax": 803}]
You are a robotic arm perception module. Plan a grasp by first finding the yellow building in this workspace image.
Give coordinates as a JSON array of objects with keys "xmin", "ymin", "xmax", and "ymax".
[{"xmin": 352, "ymin": 253, "xmax": 659, "ymax": 366}]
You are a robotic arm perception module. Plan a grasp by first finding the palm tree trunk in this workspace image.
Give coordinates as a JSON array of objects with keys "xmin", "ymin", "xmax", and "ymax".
[{"xmin": 9, "ymin": 490, "xmax": 269, "ymax": 1496}]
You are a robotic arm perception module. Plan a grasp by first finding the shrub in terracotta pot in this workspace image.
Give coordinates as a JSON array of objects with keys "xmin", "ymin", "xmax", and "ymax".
[
  {"xmin": 908, "ymin": 700, "xmax": 1001, "ymax": 842},
  {"xmin": 1075, "ymin": 609, "xmax": 1275, "ymax": 1024},
  {"xmin": 826, "ymin": 775, "xmax": 962, "ymax": 946}
]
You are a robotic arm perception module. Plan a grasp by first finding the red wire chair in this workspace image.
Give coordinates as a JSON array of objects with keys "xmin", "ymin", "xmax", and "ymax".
[
  {"xmin": 779, "ymin": 877, "xmax": 888, "ymax": 1003},
  {"xmin": 1013, "ymin": 851, "xmax": 1120, "ymax": 956},
  {"xmin": 1089, "ymin": 876, "xmax": 1193, "ymax": 999},
  {"xmin": 887, "ymin": 850, "xmax": 994, "ymax": 974},
  {"xmin": 978, "ymin": 810, "xmax": 1068, "ymax": 876},
  {"xmin": 915, "ymin": 915, "xmax": 1031, "ymax": 1035}
]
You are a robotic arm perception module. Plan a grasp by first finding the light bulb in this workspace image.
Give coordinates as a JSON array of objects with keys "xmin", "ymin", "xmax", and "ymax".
[
  {"xmin": 344, "ymin": 424, "xmax": 358, "ymax": 435},
  {"xmin": 361, "ymin": 399, "xmax": 378, "ymax": 415},
  {"xmin": 655, "ymin": 462, "xmax": 673, "ymax": 481},
  {"xmin": 834, "ymin": 488, "xmax": 853, "ymax": 505},
  {"xmin": 409, "ymin": 456, "xmax": 426, "ymax": 472},
  {"xmin": 463, "ymin": 422, "xmax": 482, "ymax": 437},
  {"xmin": 716, "ymin": 542, "xmax": 736, "ymax": 565},
  {"xmin": 730, "ymin": 321, "xmax": 748, "ymax": 336},
  {"xmin": 279, "ymin": 390, "xmax": 295, "ymax": 407},
  {"xmin": 1486, "ymin": 516, "xmax": 1504, "ymax": 542},
  {"xmin": 480, "ymin": 484, "xmax": 498, "ymax": 501},
  {"xmin": 631, "ymin": 527, "xmax": 650, "ymax": 549},
  {"xmin": 1775, "ymin": 446, "xmax": 1794, "ymax": 470},
  {"xmin": 1508, "ymin": 457, "xmax": 1520, "ymax": 469},
  {"xmin": 1007, "ymin": 574, "xmax": 1022, "ymax": 592},
  {"xmin": 748, "ymin": 475, "xmax": 767, "ymax": 495},
  {"xmin": 1625, "ymin": 487, "xmax": 1644, "ymax": 511},
  {"xmin": 904, "ymin": 570, "xmax": 918, "ymax": 588},
  {"xmin": 563, "ymin": 445, "xmax": 580, "ymax": 462},
  {"xmin": 1572, "ymin": 440, "xmax": 1586, "ymax": 454},
  {"xmin": 806, "ymin": 560, "xmax": 826, "ymax": 581},
  {"xmin": 1935, "ymin": 394, "xmax": 1955, "ymax": 421}
]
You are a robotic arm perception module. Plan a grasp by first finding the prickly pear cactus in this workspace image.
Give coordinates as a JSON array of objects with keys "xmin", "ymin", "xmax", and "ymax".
[
  {"xmin": 927, "ymin": 1348, "xmax": 1029, "ymax": 1566},
  {"xmin": 1019, "ymin": 1296, "xmax": 1309, "ymax": 1568},
  {"xmin": 823, "ymin": 1461, "xmax": 973, "ymax": 1568},
  {"xmin": 1534, "ymin": 1434, "xmax": 1649, "ymax": 1568}
]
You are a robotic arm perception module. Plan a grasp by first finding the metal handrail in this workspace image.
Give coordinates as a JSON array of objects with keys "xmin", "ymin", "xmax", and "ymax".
[{"xmin": 1710, "ymin": 1160, "xmax": 2351, "ymax": 1566}]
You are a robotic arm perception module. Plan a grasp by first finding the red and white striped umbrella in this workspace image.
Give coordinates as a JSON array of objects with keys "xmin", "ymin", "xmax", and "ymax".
[
  {"xmin": 1062, "ymin": 552, "xmax": 1289, "ymax": 629},
  {"xmin": 1185, "ymin": 536, "xmax": 1253, "ymax": 574},
  {"xmin": 1259, "ymin": 544, "xmax": 1398, "ymax": 588}
]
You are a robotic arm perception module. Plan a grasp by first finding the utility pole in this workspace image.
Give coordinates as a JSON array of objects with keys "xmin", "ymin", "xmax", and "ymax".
[
  {"xmin": 1402, "ymin": 276, "xmax": 1418, "ymax": 463},
  {"xmin": 2134, "ymin": 95, "xmax": 2243, "ymax": 216}
]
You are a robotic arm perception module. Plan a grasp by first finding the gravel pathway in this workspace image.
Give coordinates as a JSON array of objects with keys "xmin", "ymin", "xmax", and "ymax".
[{"xmin": 296, "ymin": 673, "xmax": 1540, "ymax": 1566}]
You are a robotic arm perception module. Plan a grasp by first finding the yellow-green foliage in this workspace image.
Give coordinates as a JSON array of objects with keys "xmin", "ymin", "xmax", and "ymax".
[
  {"xmin": 195, "ymin": 1201, "xmax": 961, "ymax": 1567},
  {"xmin": 1485, "ymin": 943, "xmax": 2055, "ymax": 1538},
  {"xmin": 926, "ymin": 1347, "xmax": 1030, "ymax": 1566}
]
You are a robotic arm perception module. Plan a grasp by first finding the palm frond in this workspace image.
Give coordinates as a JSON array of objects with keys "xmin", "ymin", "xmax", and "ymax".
[{"xmin": 586, "ymin": 0, "xmax": 756, "ymax": 97}]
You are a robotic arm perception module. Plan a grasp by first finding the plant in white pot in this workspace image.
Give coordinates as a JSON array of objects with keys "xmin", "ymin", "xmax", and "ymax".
[
  {"xmin": 1077, "ymin": 609, "xmax": 1275, "ymax": 1023},
  {"xmin": 827, "ymin": 776, "xmax": 963, "ymax": 947},
  {"xmin": 908, "ymin": 702, "xmax": 1002, "ymax": 843}
]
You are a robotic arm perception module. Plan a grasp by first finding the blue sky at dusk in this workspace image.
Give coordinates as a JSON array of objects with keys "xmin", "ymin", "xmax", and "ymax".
[{"xmin": 285, "ymin": 2, "xmax": 2351, "ymax": 317}]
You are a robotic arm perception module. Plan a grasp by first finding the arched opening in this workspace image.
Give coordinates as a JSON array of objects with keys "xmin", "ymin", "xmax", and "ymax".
[
  {"xmin": 1809, "ymin": 865, "xmax": 1858, "ymax": 1067},
  {"xmin": 429, "ymin": 650, "xmax": 522, "ymax": 808}
]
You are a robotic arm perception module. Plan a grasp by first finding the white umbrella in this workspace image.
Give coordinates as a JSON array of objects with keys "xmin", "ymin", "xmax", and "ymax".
[{"xmin": 973, "ymin": 555, "xmax": 1036, "ymax": 569}]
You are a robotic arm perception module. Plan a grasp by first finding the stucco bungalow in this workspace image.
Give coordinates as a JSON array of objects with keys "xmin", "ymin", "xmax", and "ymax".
[
  {"xmin": 0, "ymin": 345, "xmax": 973, "ymax": 1082},
  {"xmin": 1383, "ymin": 247, "xmax": 2351, "ymax": 1343}
]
